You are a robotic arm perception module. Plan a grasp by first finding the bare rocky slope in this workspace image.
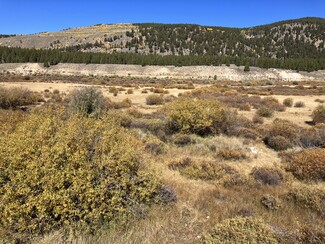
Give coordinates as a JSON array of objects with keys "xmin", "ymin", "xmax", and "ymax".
[{"xmin": 1, "ymin": 63, "xmax": 324, "ymax": 81}]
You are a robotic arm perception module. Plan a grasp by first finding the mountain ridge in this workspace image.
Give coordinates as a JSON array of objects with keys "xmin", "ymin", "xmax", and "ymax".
[{"xmin": 2, "ymin": 17, "xmax": 325, "ymax": 35}]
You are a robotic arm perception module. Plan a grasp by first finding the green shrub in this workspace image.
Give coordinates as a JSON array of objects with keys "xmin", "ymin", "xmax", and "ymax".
[
  {"xmin": 261, "ymin": 97, "xmax": 286, "ymax": 112},
  {"xmin": 265, "ymin": 119, "xmax": 300, "ymax": 150},
  {"xmin": 111, "ymin": 98, "xmax": 132, "ymax": 109},
  {"xmin": 0, "ymin": 87, "xmax": 42, "ymax": 109},
  {"xmin": 267, "ymin": 135, "xmax": 293, "ymax": 151},
  {"xmin": 168, "ymin": 157, "xmax": 243, "ymax": 186},
  {"xmin": 288, "ymin": 184, "xmax": 325, "ymax": 217},
  {"xmin": 294, "ymin": 101, "xmax": 305, "ymax": 107},
  {"xmin": 0, "ymin": 109, "xmax": 26, "ymax": 135},
  {"xmin": 256, "ymin": 107, "xmax": 274, "ymax": 118},
  {"xmin": 173, "ymin": 133, "xmax": 195, "ymax": 146},
  {"xmin": 68, "ymin": 87, "xmax": 108, "ymax": 118},
  {"xmin": 146, "ymin": 94, "xmax": 164, "ymax": 105},
  {"xmin": 252, "ymin": 114, "xmax": 264, "ymax": 124},
  {"xmin": 238, "ymin": 103, "xmax": 251, "ymax": 111},
  {"xmin": 296, "ymin": 225, "xmax": 325, "ymax": 243},
  {"xmin": 53, "ymin": 89, "xmax": 60, "ymax": 94},
  {"xmin": 312, "ymin": 105, "xmax": 325, "ymax": 124},
  {"xmin": 108, "ymin": 86, "xmax": 118, "ymax": 94},
  {"xmin": 236, "ymin": 127, "xmax": 261, "ymax": 140},
  {"xmin": 283, "ymin": 97, "xmax": 293, "ymax": 107},
  {"xmin": 315, "ymin": 98, "xmax": 325, "ymax": 104},
  {"xmin": 0, "ymin": 108, "xmax": 160, "ymax": 240},
  {"xmin": 152, "ymin": 87, "xmax": 165, "ymax": 94},
  {"xmin": 204, "ymin": 217, "xmax": 279, "ymax": 243},
  {"xmin": 261, "ymin": 195, "xmax": 281, "ymax": 210},
  {"xmin": 164, "ymin": 98, "xmax": 225, "ymax": 135},
  {"xmin": 216, "ymin": 148, "xmax": 248, "ymax": 160},
  {"xmin": 250, "ymin": 167, "xmax": 284, "ymax": 186},
  {"xmin": 285, "ymin": 148, "xmax": 325, "ymax": 181},
  {"xmin": 299, "ymin": 126, "xmax": 325, "ymax": 148},
  {"xmin": 268, "ymin": 119, "xmax": 300, "ymax": 140},
  {"xmin": 220, "ymin": 109, "xmax": 254, "ymax": 136}
]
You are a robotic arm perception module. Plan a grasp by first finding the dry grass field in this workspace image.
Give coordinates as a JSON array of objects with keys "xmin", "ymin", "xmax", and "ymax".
[
  {"xmin": 0, "ymin": 74, "xmax": 324, "ymax": 243},
  {"xmin": 1, "ymin": 80, "xmax": 323, "ymax": 126}
]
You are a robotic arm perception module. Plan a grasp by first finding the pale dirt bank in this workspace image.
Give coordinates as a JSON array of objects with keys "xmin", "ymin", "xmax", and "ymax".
[{"xmin": 1, "ymin": 63, "xmax": 325, "ymax": 81}]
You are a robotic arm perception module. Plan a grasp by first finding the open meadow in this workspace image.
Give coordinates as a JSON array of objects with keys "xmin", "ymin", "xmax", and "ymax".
[{"xmin": 0, "ymin": 73, "xmax": 325, "ymax": 243}]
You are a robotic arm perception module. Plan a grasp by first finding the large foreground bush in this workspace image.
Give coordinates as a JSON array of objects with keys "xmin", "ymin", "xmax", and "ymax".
[
  {"xmin": 0, "ymin": 108, "xmax": 160, "ymax": 240},
  {"xmin": 164, "ymin": 98, "xmax": 225, "ymax": 135}
]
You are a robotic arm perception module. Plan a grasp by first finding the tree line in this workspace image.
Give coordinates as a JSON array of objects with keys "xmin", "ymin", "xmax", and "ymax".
[{"xmin": 0, "ymin": 46, "xmax": 324, "ymax": 72}]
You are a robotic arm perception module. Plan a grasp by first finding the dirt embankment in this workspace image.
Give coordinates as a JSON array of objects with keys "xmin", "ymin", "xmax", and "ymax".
[{"xmin": 0, "ymin": 63, "xmax": 325, "ymax": 81}]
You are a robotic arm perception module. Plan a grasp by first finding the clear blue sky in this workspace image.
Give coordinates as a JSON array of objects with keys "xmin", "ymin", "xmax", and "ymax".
[{"xmin": 1, "ymin": 0, "xmax": 325, "ymax": 34}]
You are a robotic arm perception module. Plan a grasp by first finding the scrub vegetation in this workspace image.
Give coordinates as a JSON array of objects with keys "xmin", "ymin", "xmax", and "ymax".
[{"xmin": 0, "ymin": 76, "xmax": 324, "ymax": 243}]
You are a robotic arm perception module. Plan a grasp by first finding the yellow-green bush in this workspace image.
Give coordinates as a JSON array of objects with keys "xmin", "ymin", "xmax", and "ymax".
[
  {"xmin": 0, "ymin": 109, "xmax": 26, "ymax": 135},
  {"xmin": 164, "ymin": 98, "xmax": 225, "ymax": 135},
  {"xmin": 0, "ymin": 108, "xmax": 160, "ymax": 239},
  {"xmin": 204, "ymin": 217, "xmax": 279, "ymax": 243},
  {"xmin": 288, "ymin": 184, "xmax": 325, "ymax": 217},
  {"xmin": 168, "ymin": 157, "xmax": 244, "ymax": 186}
]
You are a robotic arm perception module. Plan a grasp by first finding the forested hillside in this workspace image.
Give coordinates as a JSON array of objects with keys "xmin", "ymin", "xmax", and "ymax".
[
  {"xmin": 133, "ymin": 18, "xmax": 325, "ymax": 59},
  {"xmin": 1, "ymin": 17, "xmax": 325, "ymax": 71}
]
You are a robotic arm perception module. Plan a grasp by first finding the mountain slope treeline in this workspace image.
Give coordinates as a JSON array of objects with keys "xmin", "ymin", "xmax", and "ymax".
[
  {"xmin": 0, "ymin": 46, "xmax": 325, "ymax": 72},
  {"xmin": 133, "ymin": 18, "xmax": 325, "ymax": 59},
  {"xmin": 1, "ymin": 17, "xmax": 325, "ymax": 71}
]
